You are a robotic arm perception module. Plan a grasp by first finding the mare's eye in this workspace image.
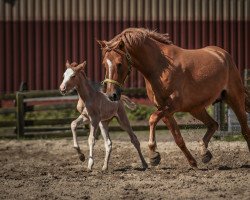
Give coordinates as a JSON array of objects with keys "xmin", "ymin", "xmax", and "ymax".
[
  {"xmin": 71, "ymin": 75, "xmax": 75, "ymax": 78},
  {"xmin": 117, "ymin": 63, "xmax": 122, "ymax": 68}
]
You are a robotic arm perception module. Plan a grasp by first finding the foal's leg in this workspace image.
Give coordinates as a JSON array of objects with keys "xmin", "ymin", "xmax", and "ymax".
[
  {"xmin": 162, "ymin": 116, "xmax": 197, "ymax": 167},
  {"xmin": 190, "ymin": 109, "xmax": 218, "ymax": 163},
  {"xmin": 71, "ymin": 115, "xmax": 90, "ymax": 162},
  {"xmin": 99, "ymin": 121, "xmax": 112, "ymax": 171},
  {"xmin": 87, "ymin": 121, "xmax": 99, "ymax": 171},
  {"xmin": 117, "ymin": 107, "xmax": 148, "ymax": 169},
  {"xmin": 71, "ymin": 115, "xmax": 83, "ymax": 149}
]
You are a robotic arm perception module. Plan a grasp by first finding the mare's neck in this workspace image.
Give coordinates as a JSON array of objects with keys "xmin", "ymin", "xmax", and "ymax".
[
  {"xmin": 128, "ymin": 39, "xmax": 177, "ymax": 81},
  {"xmin": 76, "ymin": 73, "xmax": 97, "ymax": 104}
]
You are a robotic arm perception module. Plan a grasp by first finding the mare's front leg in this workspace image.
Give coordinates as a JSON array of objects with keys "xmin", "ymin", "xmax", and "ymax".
[
  {"xmin": 71, "ymin": 115, "xmax": 89, "ymax": 162},
  {"xmin": 148, "ymin": 110, "xmax": 166, "ymax": 166},
  {"xmin": 99, "ymin": 121, "xmax": 112, "ymax": 171},
  {"xmin": 87, "ymin": 120, "xmax": 99, "ymax": 171}
]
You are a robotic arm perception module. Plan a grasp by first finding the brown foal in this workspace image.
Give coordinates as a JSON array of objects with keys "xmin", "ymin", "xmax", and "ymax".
[
  {"xmin": 59, "ymin": 61, "xmax": 148, "ymax": 171},
  {"xmin": 98, "ymin": 28, "xmax": 250, "ymax": 167}
]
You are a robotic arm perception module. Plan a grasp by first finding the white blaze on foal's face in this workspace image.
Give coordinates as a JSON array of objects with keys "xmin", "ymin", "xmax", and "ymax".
[
  {"xmin": 63, "ymin": 68, "xmax": 75, "ymax": 85},
  {"xmin": 107, "ymin": 59, "xmax": 113, "ymax": 79}
]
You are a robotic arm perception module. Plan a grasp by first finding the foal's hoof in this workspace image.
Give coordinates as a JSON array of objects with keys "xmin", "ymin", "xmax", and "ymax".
[
  {"xmin": 189, "ymin": 159, "xmax": 198, "ymax": 168},
  {"xmin": 149, "ymin": 152, "xmax": 161, "ymax": 166},
  {"xmin": 87, "ymin": 168, "xmax": 92, "ymax": 172},
  {"xmin": 102, "ymin": 166, "xmax": 108, "ymax": 172},
  {"xmin": 202, "ymin": 150, "xmax": 213, "ymax": 164},
  {"xmin": 78, "ymin": 153, "xmax": 85, "ymax": 162}
]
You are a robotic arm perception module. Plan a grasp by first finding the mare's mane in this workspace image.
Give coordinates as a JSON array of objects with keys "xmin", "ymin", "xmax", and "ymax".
[{"xmin": 106, "ymin": 28, "xmax": 172, "ymax": 49}]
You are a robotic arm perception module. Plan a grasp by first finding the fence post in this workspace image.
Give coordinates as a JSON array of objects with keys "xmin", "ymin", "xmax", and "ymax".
[
  {"xmin": 16, "ymin": 92, "xmax": 25, "ymax": 137},
  {"xmin": 214, "ymin": 102, "xmax": 227, "ymax": 131}
]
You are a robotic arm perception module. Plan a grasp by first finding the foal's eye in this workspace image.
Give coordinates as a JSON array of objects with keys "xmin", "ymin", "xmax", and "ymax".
[{"xmin": 71, "ymin": 75, "xmax": 75, "ymax": 78}]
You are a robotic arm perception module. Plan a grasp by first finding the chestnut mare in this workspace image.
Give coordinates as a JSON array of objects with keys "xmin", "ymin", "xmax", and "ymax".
[
  {"xmin": 59, "ymin": 61, "xmax": 148, "ymax": 171},
  {"xmin": 98, "ymin": 28, "xmax": 250, "ymax": 167}
]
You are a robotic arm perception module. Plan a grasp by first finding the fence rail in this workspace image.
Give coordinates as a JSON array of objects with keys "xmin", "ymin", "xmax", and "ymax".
[{"xmin": 0, "ymin": 88, "xmax": 212, "ymax": 138}]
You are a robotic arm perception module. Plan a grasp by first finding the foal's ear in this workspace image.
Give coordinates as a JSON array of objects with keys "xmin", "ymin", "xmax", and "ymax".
[
  {"xmin": 97, "ymin": 40, "xmax": 107, "ymax": 49},
  {"xmin": 75, "ymin": 61, "xmax": 86, "ymax": 72},
  {"xmin": 66, "ymin": 60, "xmax": 71, "ymax": 68}
]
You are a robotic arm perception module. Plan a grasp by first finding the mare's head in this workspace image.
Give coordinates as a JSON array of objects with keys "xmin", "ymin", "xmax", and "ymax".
[
  {"xmin": 59, "ymin": 61, "xmax": 87, "ymax": 95},
  {"xmin": 98, "ymin": 39, "xmax": 132, "ymax": 101},
  {"xmin": 98, "ymin": 28, "xmax": 172, "ymax": 101}
]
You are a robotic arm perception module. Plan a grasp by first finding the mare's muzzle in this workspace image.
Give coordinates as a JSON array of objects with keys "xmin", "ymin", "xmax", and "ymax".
[{"xmin": 107, "ymin": 87, "xmax": 122, "ymax": 101}]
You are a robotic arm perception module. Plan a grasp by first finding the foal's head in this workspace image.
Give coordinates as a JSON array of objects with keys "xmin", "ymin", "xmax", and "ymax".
[
  {"xmin": 59, "ymin": 61, "xmax": 87, "ymax": 95},
  {"xmin": 98, "ymin": 40, "xmax": 132, "ymax": 101}
]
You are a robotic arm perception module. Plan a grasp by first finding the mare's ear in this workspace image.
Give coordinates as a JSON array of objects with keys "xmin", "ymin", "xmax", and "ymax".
[
  {"xmin": 96, "ymin": 40, "xmax": 107, "ymax": 49},
  {"xmin": 66, "ymin": 60, "xmax": 70, "ymax": 68},
  {"xmin": 75, "ymin": 61, "xmax": 87, "ymax": 72}
]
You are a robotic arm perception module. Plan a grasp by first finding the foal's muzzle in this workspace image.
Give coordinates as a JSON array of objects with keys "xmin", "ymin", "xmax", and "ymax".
[
  {"xmin": 59, "ymin": 84, "xmax": 67, "ymax": 95},
  {"xmin": 107, "ymin": 88, "xmax": 122, "ymax": 101}
]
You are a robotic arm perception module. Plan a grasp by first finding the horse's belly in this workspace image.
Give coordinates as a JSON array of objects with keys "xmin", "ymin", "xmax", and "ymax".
[
  {"xmin": 180, "ymin": 84, "xmax": 226, "ymax": 112},
  {"xmin": 100, "ymin": 102, "xmax": 119, "ymax": 121}
]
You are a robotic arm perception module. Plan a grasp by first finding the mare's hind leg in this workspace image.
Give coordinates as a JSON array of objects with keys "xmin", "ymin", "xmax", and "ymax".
[
  {"xmin": 190, "ymin": 109, "xmax": 219, "ymax": 163},
  {"xmin": 225, "ymin": 91, "xmax": 250, "ymax": 151},
  {"xmin": 162, "ymin": 116, "xmax": 197, "ymax": 167},
  {"xmin": 117, "ymin": 108, "xmax": 148, "ymax": 169}
]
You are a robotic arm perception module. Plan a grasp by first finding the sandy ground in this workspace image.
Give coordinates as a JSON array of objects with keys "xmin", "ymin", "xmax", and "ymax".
[{"xmin": 0, "ymin": 131, "xmax": 250, "ymax": 200}]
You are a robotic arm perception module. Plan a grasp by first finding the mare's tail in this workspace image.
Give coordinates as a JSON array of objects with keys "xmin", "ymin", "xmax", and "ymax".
[
  {"xmin": 120, "ymin": 95, "xmax": 137, "ymax": 110},
  {"xmin": 245, "ymin": 87, "xmax": 250, "ymax": 113}
]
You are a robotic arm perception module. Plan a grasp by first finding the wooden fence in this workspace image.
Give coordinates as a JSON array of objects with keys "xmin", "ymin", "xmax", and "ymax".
[{"xmin": 0, "ymin": 88, "xmax": 208, "ymax": 138}]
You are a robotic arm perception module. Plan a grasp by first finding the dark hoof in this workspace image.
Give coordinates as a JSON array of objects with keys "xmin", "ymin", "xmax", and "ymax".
[
  {"xmin": 78, "ymin": 153, "xmax": 85, "ymax": 162},
  {"xmin": 202, "ymin": 150, "xmax": 213, "ymax": 164},
  {"xmin": 142, "ymin": 162, "xmax": 148, "ymax": 170},
  {"xmin": 149, "ymin": 152, "xmax": 161, "ymax": 166},
  {"xmin": 189, "ymin": 160, "xmax": 198, "ymax": 168}
]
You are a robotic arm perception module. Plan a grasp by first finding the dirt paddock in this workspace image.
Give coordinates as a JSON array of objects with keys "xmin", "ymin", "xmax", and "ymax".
[{"xmin": 0, "ymin": 131, "xmax": 249, "ymax": 200}]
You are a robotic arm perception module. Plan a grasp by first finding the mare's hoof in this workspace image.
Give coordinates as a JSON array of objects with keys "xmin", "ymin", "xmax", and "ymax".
[
  {"xmin": 142, "ymin": 162, "xmax": 149, "ymax": 169},
  {"xmin": 78, "ymin": 153, "xmax": 85, "ymax": 162},
  {"xmin": 202, "ymin": 150, "xmax": 213, "ymax": 164},
  {"xmin": 149, "ymin": 152, "xmax": 161, "ymax": 166}
]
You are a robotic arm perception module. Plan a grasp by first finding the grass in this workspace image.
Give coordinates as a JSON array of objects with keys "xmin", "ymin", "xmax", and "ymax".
[
  {"xmin": 218, "ymin": 134, "xmax": 245, "ymax": 142},
  {"xmin": 2, "ymin": 102, "xmax": 245, "ymax": 142}
]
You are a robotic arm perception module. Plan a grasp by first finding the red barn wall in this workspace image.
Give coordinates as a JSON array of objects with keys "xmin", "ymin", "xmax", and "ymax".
[{"xmin": 0, "ymin": 0, "xmax": 249, "ymax": 93}]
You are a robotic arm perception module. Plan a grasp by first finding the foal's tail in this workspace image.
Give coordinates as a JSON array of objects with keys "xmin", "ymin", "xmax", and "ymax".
[
  {"xmin": 245, "ymin": 87, "xmax": 250, "ymax": 113},
  {"xmin": 120, "ymin": 95, "xmax": 137, "ymax": 110}
]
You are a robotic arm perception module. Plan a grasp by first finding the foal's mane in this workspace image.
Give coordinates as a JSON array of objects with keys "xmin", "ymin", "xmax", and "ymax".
[{"xmin": 106, "ymin": 28, "xmax": 172, "ymax": 49}]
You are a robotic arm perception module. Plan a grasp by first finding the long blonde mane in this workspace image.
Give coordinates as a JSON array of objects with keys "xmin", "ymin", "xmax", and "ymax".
[{"xmin": 106, "ymin": 28, "xmax": 172, "ymax": 49}]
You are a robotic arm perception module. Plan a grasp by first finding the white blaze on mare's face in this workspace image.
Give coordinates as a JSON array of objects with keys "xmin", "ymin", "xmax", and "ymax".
[
  {"xmin": 107, "ymin": 59, "xmax": 113, "ymax": 79},
  {"xmin": 62, "ymin": 68, "xmax": 75, "ymax": 85}
]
